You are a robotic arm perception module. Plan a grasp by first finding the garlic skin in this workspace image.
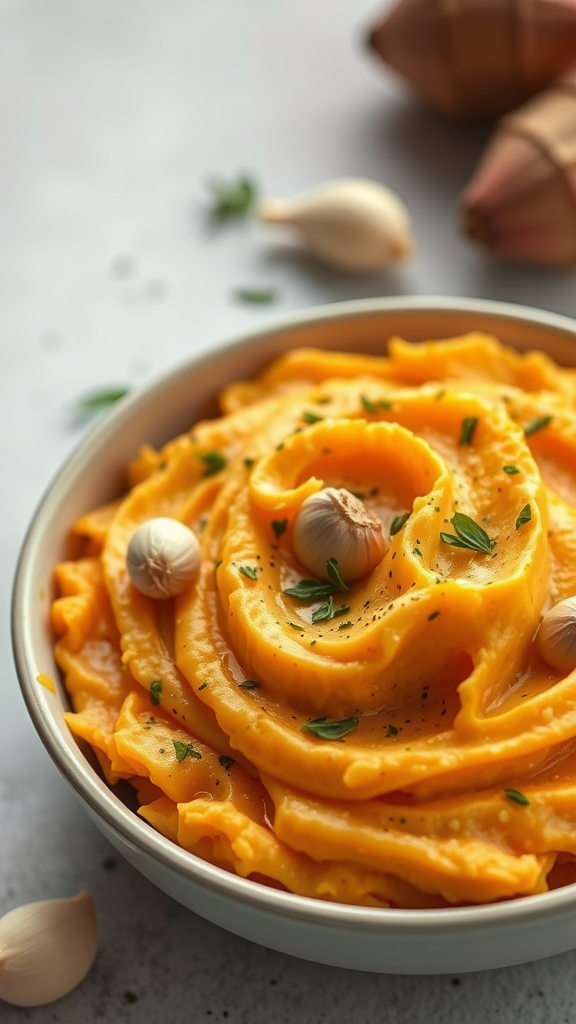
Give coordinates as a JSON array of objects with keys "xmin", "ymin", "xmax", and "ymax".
[
  {"xmin": 126, "ymin": 517, "xmax": 201, "ymax": 599},
  {"xmin": 293, "ymin": 488, "xmax": 386, "ymax": 583},
  {"xmin": 258, "ymin": 178, "xmax": 413, "ymax": 272},
  {"xmin": 536, "ymin": 597, "xmax": 576, "ymax": 674},
  {"xmin": 0, "ymin": 892, "xmax": 97, "ymax": 1007}
]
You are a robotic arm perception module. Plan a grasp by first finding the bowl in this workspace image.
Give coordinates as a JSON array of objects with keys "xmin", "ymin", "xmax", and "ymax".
[{"xmin": 12, "ymin": 295, "xmax": 576, "ymax": 976}]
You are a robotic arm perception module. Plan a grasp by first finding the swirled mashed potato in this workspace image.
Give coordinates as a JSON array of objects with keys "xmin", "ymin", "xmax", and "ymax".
[{"xmin": 52, "ymin": 332, "xmax": 576, "ymax": 907}]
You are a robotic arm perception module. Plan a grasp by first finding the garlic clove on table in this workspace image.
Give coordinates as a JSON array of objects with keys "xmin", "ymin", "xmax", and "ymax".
[
  {"xmin": 126, "ymin": 517, "xmax": 201, "ymax": 599},
  {"xmin": 258, "ymin": 178, "xmax": 413, "ymax": 272},
  {"xmin": 0, "ymin": 892, "xmax": 97, "ymax": 1007},
  {"xmin": 293, "ymin": 488, "xmax": 386, "ymax": 583}
]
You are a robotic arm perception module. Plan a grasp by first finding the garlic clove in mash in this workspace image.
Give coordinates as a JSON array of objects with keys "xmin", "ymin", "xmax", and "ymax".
[
  {"xmin": 0, "ymin": 892, "xmax": 97, "ymax": 1007},
  {"xmin": 536, "ymin": 596, "xmax": 576, "ymax": 674},
  {"xmin": 258, "ymin": 177, "xmax": 413, "ymax": 272},
  {"xmin": 126, "ymin": 517, "xmax": 201, "ymax": 599},
  {"xmin": 293, "ymin": 487, "xmax": 386, "ymax": 583}
]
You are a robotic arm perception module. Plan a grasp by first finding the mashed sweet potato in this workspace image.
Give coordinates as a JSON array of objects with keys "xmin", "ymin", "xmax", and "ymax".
[{"xmin": 51, "ymin": 332, "xmax": 576, "ymax": 907}]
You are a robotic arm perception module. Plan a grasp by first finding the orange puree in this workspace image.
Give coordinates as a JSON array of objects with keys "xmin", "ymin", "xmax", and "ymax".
[{"xmin": 52, "ymin": 332, "xmax": 576, "ymax": 907}]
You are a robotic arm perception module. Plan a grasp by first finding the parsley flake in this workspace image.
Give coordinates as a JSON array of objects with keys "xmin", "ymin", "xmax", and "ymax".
[
  {"xmin": 173, "ymin": 740, "xmax": 202, "ymax": 763},
  {"xmin": 302, "ymin": 411, "xmax": 323, "ymax": 424},
  {"xmin": 238, "ymin": 679, "xmax": 261, "ymax": 689},
  {"xmin": 361, "ymin": 394, "xmax": 377, "ymax": 415},
  {"xmin": 236, "ymin": 287, "xmax": 278, "ymax": 304},
  {"xmin": 504, "ymin": 788, "xmax": 530, "ymax": 807},
  {"xmin": 440, "ymin": 512, "xmax": 496, "ymax": 554},
  {"xmin": 516, "ymin": 504, "xmax": 532, "ymax": 529},
  {"xmin": 338, "ymin": 620, "xmax": 353, "ymax": 629},
  {"xmin": 333, "ymin": 604, "xmax": 351, "ymax": 617},
  {"xmin": 74, "ymin": 387, "xmax": 129, "ymax": 414},
  {"xmin": 390, "ymin": 512, "xmax": 410, "ymax": 537},
  {"xmin": 524, "ymin": 415, "xmax": 552, "ymax": 437},
  {"xmin": 301, "ymin": 716, "xmax": 359, "ymax": 740},
  {"xmin": 243, "ymin": 457, "xmax": 255, "ymax": 468},
  {"xmin": 149, "ymin": 679, "xmax": 162, "ymax": 705},
  {"xmin": 239, "ymin": 565, "xmax": 259, "ymax": 580},
  {"xmin": 207, "ymin": 173, "xmax": 256, "ymax": 221},
  {"xmin": 413, "ymin": 547, "xmax": 423, "ymax": 558},
  {"xmin": 503, "ymin": 465, "xmax": 520, "ymax": 475},
  {"xmin": 283, "ymin": 579, "xmax": 337, "ymax": 600},
  {"xmin": 459, "ymin": 416, "xmax": 478, "ymax": 446},
  {"xmin": 198, "ymin": 680, "xmax": 208, "ymax": 691},
  {"xmin": 312, "ymin": 595, "xmax": 334, "ymax": 623},
  {"xmin": 385, "ymin": 724, "xmax": 399, "ymax": 736},
  {"xmin": 197, "ymin": 451, "xmax": 227, "ymax": 477},
  {"xmin": 271, "ymin": 518, "xmax": 288, "ymax": 538},
  {"xmin": 218, "ymin": 755, "xmax": 235, "ymax": 771},
  {"xmin": 326, "ymin": 558, "xmax": 349, "ymax": 592}
]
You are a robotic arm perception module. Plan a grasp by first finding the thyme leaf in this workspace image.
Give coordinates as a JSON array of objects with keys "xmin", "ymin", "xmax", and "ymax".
[
  {"xmin": 390, "ymin": 512, "xmax": 410, "ymax": 537},
  {"xmin": 459, "ymin": 416, "xmax": 478, "ymax": 446},
  {"xmin": 301, "ymin": 411, "xmax": 323, "ymax": 424},
  {"xmin": 503, "ymin": 465, "xmax": 520, "ymax": 475},
  {"xmin": 326, "ymin": 558, "xmax": 349, "ymax": 592},
  {"xmin": 238, "ymin": 679, "xmax": 261, "ymax": 690},
  {"xmin": 524, "ymin": 415, "xmax": 552, "ymax": 438},
  {"xmin": 516, "ymin": 504, "xmax": 532, "ymax": 529},
  {"xmin": 312, "ymin": 595, "xmax": 334, "ymax": 623},
  {"xmin": 239, "ymin": 565, "xmax": 259, "ymax": 580},
  {"xmin": 504, "ymin": 788, "xmax": 530, "ymax": 807},
  {"xmin": 149, "ymin": 679, "xmax": 162, "ymax": 705},
  {"xmin": 236, "ymin": 287, "xmax": 278, "ymax": 304}
]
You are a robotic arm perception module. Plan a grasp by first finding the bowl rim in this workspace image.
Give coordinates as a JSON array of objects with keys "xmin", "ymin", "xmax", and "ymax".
[{"xmin": 12, "ymin": 293, "xmax": 576, "ymax": 934}]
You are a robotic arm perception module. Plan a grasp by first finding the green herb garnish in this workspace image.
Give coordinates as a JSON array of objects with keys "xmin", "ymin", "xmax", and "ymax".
[
  {"xmin": 283, "ymin": 579, "xmax": 338, "ymax": 600},
  {"xmin": 503, "ymin": 788, "xmax": 530, "ymax": 807},
  {"xmin": 524, "ymin": 415, "xmax": 552, "ymax": 437},
  {"xmin": 503, "ymin": 465, "xmax": 520, "ymax": 475},
  {"xmin": 287, "ymin": 621, "xmax": 302, "ymax": 630},
  {"xmin": 198, "ymin": 680, "xmax": 208, "ymax": 691},
  {"xmin": 361, "ymin": 394, "xmax": 377, "ymax": 415},
  {"xmin": 173, "ymin": 739, "xmax": 202, "ymax": 763},
  {"xmin": 413, "ymin": 547, "xmax": 423, "ymax": 558},
  {"xmin": 385, "ymin": 724, "xmax": 399, "ymax": 736},
  {"xmin": 440, "ymin": 512, "xmax": 496, "ymax": 554},
  {"xmin": 326, "ymin": 558, "xmax": 349, "ymax": 592},
  {"xmin": 301, "ymin": 411, "xmax": 323, "ymax": 424},
  {"xmin": 312, "ymin": 595, "xmax": 334, "ymax": 623},
  {"xmin": 238, "ymin": 679, "xmax": 261, "ymax": 689},
  {"xmin": 390, "ymin": 512, "xmax": 410, "ymax": 537},
  {"xmin": 379, "ymin": 399, "xmax": 393, "ymax": 410},
  {"xmin": 149, "ymin": 679, "xmax": 162, "ymax": 705},
  {"xmin": 338, "ymin": 620, "xmax": 353, "ymax": 629},
  {"xmin": 218, "ymin": 755, "xmax": 235, "ymax": 771},
  {"xmin": 236, "ymin": 287, "xmax": 278, "ymax": 304},
  {"xmin": 333, "ymin": 604, "xmax": 351, "ymax": 617},
  {"xmin": 516, "ymin": 504, "xmax": 531, "ymax": 529},
  {"xmin": 301, "ymin": 716, "xmax": 359, "ymax": 740},
  {"xmin": 207, "ymin": 174, "xmax": 256, "ymax": 221},
  {"xmin": 271, "ymin": 518, "xmax": 288, "ymax": 538},
  {"xmin": 239, "ymin": 565, "xmax": 259, "ymax": 580},
  {"xmin": 197, "ymin": 451, "xmax": 227, "ymax": 477},
  {"xmin": 428, "ymin": 611, "xmax": 440, "ymax": 621},
  {"xmin": 243, "ymin": 457, "xmax": 255, "ymax": 468},
  {"xmin": 459, "ymin": 416, "xmax": 478, "ymax": 446},
  {"xmin": 74, "ymin": 387, "xmax": 129, "ymax": 414}
]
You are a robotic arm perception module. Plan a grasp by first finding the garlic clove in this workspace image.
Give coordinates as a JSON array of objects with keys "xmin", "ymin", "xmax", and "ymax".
[
  {"xmin": 0, "ymin": 892, "xmax": 97, "ymax": 1007},
  {"xmin": 292, "ymin": 488, "xmax": 386, "ymax": 583},
  {"xmin": 258, "ymin": 178, "xmax": 413, "ymax": 272},
  {"xmin": 126, "ymin": 517, "xmax": 201, "ymax": 599},
  {"xmin": 536, "ymin": 597, "xmax": 576, "ymax": 674}
]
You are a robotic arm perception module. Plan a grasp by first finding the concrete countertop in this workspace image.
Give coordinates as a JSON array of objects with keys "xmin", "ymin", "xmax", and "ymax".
[{"xmin": 2, "ymin": 0, "xmax": 576, "ymax": 1020}]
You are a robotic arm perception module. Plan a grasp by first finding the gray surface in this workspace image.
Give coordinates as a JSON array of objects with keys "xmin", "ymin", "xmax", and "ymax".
[{"xmin": 2, "ymin": 0, "xmax": 576, "ymax": 1019}]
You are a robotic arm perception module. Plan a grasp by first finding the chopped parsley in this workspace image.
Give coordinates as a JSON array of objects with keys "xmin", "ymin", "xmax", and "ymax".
[
  {"xmin": 413, "ymin": 547, "xmax": 423, "ymax": 558},
  {"xmin": 239, "ymin": 565, "xmax": 259, "ymax": 580},
  {"xmin": 218, "ymin": 755, "xmax": 235, "ymax": 771},
  {"xmin": 149, "ymin": 679, "xmax": 162, "ymax": 706},
  {"xmin": 301, "ymin": 716, "xmax": 359, "ymax": 740},
  {"xmin": 271, "ymin": 518, "xmax": 288, "ymax": 538},
  {"xmin": 390, "ymin": 512, "xmax": 410, "ymax": 537},
  {"xmin": 198, "ymin": 680, "xmax": 208, "ymax": 691},
  {"xmin": 238, "ymin": 679, "xmax": 261, "ymax": 689},
  {"xmin": 284, "ymin": 579, "xmax": 338, "ymax": 600},
  {"xmin": 516, "ymin": 504, "xmax": 532, "ymax": 529},
  {"xmin": 287, "ymin": 621, "xmax": 302, "ymax": 629},
  {"xmin": 312, "ymin": 595, "xmax": 334, "ymax": 623},
  {"xmin": 503, "ymin": 788, "xmax": 530, "ymax": 807},
  {"xmin": 333, "ymin": 604, "xmax": 351, "ymax": 617},
  {"xmin": 197, "ymin": 451, "xmax": 227, "ymax": 477},
  {"xmin": 235, "ymin": 287, "xmax": 278, "ymax": 304},
  {"xmin": 74, "ymin": 386, "xmax": 129, "ymax": 413},
  {"xmin": 173, "ymin": 740, "xmax": 202, "ymax": 763},
  {"xmin": 326, "ymin": 558, "xmax": 349, "ymax": 592},
  {"xmin": 301, "ymin": 411, "xmax": 323, "ymax": 424},
  {"xmin": 440, "ymin": 512, "xmax": 496, "ymax": 554},
  {"xmin": 207, "ymin": 173, "xmax": 256, "ymax": 221},
  {"xmin": 524, "ymin": 415, "xmax": 552, "ymax": 438},
  {"xmin": 459, "ymin": 416, "xmax": 478, "ymax": 446},
  {"xmin": 503, "ymin": 465, "xmax": 520, "ymax": 475},
  {"xmin": 361, "ymin": 394, "xmax": 377, "ymax": 414},
  {"xmin": 243, "ymin": 457, "xmax": 255, "ymax": 468},
  {"xmin": 338, "ymin": 620, "xmax": 353, "ymax": 629}
]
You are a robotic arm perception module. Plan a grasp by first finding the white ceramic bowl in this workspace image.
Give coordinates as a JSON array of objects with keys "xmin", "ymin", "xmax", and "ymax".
[{"xmin": 12, "ymin": 297, "xmax": 576, "ymax": 975}]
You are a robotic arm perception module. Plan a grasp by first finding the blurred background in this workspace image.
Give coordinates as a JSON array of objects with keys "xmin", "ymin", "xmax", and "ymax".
[{"xmin": 2, "ymin": 0, "xmax": 576, "ymax": 1020}]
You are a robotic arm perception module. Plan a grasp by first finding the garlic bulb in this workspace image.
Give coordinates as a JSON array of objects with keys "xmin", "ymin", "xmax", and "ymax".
[
  {"xmin": 536, "ymin": 597, "xmax": 576, "ymax": 674},
  {"xmin": 0, "ymin": 892, "xmax": 97, "ymax": 1007},
  {"xmin": 258, "ymin": 178, "xmax": 413, "ymax": 272},
  {"xmin": 126, "ymin": 517, "xmax": 201, "ymax": 598},
  {"xmin": 293, "ymin": 488, "xmax": 386, "ymax": 583}
]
